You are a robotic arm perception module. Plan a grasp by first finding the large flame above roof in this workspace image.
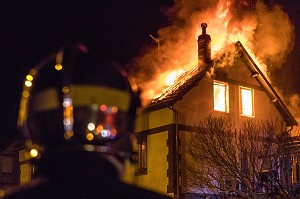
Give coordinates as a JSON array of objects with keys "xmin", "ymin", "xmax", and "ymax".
[{"xmin": 129, "ymin": 0, "xmax": 294, "ymax": 106}]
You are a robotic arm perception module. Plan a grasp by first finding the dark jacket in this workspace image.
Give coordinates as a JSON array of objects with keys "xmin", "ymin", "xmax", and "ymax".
[{"xmin": 3, "ymin": 152, "xmax": 173, "ymax": 199}]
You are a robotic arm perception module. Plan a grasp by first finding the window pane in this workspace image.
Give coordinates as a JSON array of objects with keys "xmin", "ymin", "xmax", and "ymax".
[
  {"xmin": 214, "ymin": 82, "xmax": 228, "ymax": 112},
  {"xmin": 138, "ymin": 141, "xmax": 147, "ymax": 169},
  {"xmin": 241, "ymin": 88, "xmax": 253, "ymax": 116},
  {"xmin": 2, "ymin": 157, "xmax": 13, "ymax": 173}
]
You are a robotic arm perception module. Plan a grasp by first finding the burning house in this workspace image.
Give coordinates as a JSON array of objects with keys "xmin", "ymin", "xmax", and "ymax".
[
  {"xmin": 124, "ymin": 23, "xmax": 299, "ymax": 198},
  {"xmin": 1, "ymin": 1, "xmax": 299, "ymax": 198}
]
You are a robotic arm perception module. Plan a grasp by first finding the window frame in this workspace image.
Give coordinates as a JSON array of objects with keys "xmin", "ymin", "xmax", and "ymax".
[
  {"xmin": 213, "ymin": 80, "xmax": 229, "ymax": 113},
  {"xmin": 240, "ymin": 86, "xmax": 254, "ymax": 117},
  {"xmin": 138, "ymin": 141, "xmax": 147, "ymax": 169},
  {"xmin": 1, "ymin": 156, "xmax": 14, "ymax": 174},
  {"xmin": 135, "ymin": 138, "xmax": 148, "ymax": 175}
]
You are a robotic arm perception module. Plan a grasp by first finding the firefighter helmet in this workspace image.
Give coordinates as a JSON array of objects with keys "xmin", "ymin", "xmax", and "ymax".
[{"xmin": 18, "ymin": 43, "xmax": 140, "ymax": 159}]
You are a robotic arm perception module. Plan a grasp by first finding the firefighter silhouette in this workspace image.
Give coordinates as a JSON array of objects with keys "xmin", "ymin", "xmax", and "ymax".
[{"xmin": 3, "ymin": 43, "xmax": 173, "ymax": 199}]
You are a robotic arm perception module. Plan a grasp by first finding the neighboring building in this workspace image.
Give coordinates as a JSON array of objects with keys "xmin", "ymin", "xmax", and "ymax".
[
  {"xmin": 0, "ymin": 143, "xmax": 20, "ymax": 195},
  {"xmin": 0, "ymin": 142, "xmax": 34, "ymax": 198},
  {"xmin": 125, "ymin": 24, "xmax": 298, "ymax": 198},
  {"xmin": 17, "ymin": 147, "xmax": 34, "ymax": 185}
]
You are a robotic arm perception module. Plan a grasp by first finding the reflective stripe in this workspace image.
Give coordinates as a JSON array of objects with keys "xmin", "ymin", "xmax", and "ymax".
[
  {"xmin": 30, "ymin": 85, "xmax": 131, "ymax": 112},
  {"xmin": 70, "ymin": 85, "xmax": 131, "ymax": 111}
]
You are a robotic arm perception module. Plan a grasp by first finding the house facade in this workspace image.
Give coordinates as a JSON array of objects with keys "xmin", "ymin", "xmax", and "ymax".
[{"xmin": 125, "ymin": 24, "xmax": 298, "ymax": 198}]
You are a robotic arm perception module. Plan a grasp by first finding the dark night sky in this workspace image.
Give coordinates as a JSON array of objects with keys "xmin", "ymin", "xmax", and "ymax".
[
  {"xmin": 0, "ymin": 0, "xmax": 173, "ymax": 149},
  {"xmin": 0, "ymin": 0, "xmax": 299, "ymax": 150}
]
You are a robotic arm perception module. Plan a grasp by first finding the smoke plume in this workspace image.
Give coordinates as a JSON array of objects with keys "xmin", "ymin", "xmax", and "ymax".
[
  {"xmin": 253, "ymin": 1, "xmax": 294, "ymax": 68},
  {"xmin": 129, "ymin": 0, "xmax": 295, "ymax": 106}
]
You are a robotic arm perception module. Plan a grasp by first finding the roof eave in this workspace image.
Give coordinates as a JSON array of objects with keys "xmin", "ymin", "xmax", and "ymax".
[
  {"xmin": 236, "ymin": 41, "xmax": 298, "ymax": 127},
  {"xmin": 145, "ymin": 68, "xmax": 209, "ymax": 112}
]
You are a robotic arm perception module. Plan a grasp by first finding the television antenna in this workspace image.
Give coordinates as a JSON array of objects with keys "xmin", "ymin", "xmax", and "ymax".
[{"xmin": 149, "ymin": 34, "xmax": 160, "ymax": 63}]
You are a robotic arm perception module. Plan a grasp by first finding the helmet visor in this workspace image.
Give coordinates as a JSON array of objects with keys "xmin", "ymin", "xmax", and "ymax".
[{"xmin": 27, "ymin": 85, "xmax": 132, "ymax": 144}]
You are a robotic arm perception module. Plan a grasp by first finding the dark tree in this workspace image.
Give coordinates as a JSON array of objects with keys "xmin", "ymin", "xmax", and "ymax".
[{"xmin": 186, "ymin": 115, "xmax": 297, "ymax": 198}]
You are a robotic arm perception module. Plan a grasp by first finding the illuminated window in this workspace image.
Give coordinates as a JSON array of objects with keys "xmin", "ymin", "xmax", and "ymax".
[
  {"xmin": 135, "ymin": 141, "xmax": 147, "ymax": 175},
  {"xmin": 214, "ymin": 81, "xmax": 229, "ymax": 112},
  {"xmin": 138, "ymin": 141, "xmax": 147, "ymax": 169},
  {"xmin": 240, "ymin": 87, "xmax": 254, "ymax": 117}
]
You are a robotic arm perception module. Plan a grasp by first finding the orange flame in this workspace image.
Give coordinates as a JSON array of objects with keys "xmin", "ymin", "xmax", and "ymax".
[{"xmin": 130, "ymin": 0, "xmax": 294, "ymax": 106}]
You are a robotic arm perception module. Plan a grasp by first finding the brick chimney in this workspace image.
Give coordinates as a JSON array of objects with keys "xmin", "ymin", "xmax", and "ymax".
[{"xmin": 198, "ymin": 23, "xmax": 211, "ymax": 65}]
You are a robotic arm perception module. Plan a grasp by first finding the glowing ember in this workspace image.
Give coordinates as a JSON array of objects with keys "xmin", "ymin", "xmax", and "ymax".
[
  {"xmin": 165, "ymin": 70, "xmax": 184, "ymax": 86},
  {"xmin": 153, "ymin": 63, "xmax": 199, "ymax": 101}
]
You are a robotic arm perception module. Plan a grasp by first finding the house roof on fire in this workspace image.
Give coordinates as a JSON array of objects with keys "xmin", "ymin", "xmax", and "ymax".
[{"xmin": 146, "ymin": 41, "xmax": 298, "ymax": 127}]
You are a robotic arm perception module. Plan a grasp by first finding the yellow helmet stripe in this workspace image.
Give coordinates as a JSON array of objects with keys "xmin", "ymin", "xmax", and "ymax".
[
  {"xmin": 70, "ymin": 85, "xmax": 131, "ymax": 111},
  {"xmin": 29, "ymin": 85, "xmax": 131, "ymax": 113}
]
